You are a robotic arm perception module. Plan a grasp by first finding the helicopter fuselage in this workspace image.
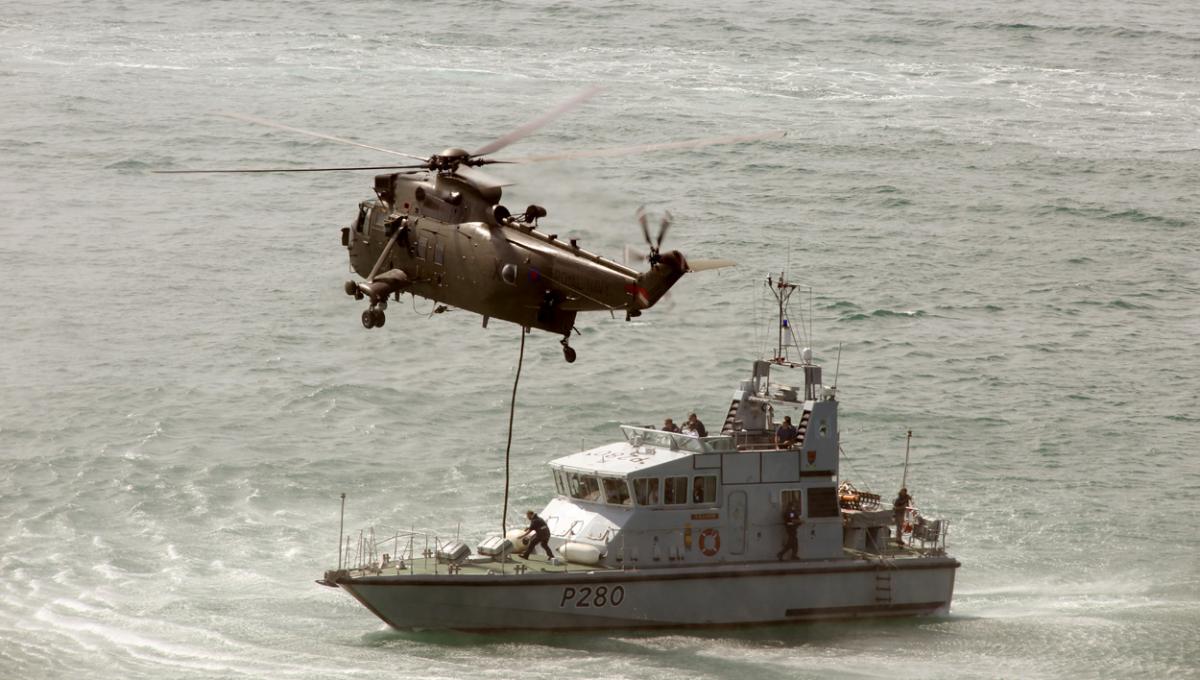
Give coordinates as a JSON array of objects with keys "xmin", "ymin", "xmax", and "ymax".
[{"xmin": 341, "ymin": 170, "xmax": 686, "ymax": 343}]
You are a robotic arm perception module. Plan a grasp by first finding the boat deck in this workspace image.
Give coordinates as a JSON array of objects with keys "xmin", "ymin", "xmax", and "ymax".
[{"xmin": 335, "ymin": 542, "xmax": 944, "ymax": 580}]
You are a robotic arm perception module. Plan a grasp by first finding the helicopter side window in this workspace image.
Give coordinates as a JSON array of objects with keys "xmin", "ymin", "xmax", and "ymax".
[
  {"xmin": 434, "ymin": 241, "xmax": 445, "ymax": 266},
  {"xmin": 416, "ymin": 237, "xmax": 427, "ymax": 260},
  {"xmin": 355, "ymin": 205, "xmax": 367, "ymax": 233}
]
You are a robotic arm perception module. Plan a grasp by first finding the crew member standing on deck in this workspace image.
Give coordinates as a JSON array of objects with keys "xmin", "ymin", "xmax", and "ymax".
[
  {"xmin": 893, "ymin": 487, "xmax": 913, "ymax": 546},
  {"xmin": 777, "ymin": 502, "xmax": 802, "ymax": 560},
  {"xmin": 775, "ymin": 416, "xmax": 798, "ymax": 448},
  {"xmin": 519, "ymin": 510, "xmax": 554, "ymax": 559}
]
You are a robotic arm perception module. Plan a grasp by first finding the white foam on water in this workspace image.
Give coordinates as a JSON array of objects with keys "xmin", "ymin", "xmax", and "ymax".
[{"xmin": 3, "ymin": 1, "xmax": 1198, "ymax": 678}]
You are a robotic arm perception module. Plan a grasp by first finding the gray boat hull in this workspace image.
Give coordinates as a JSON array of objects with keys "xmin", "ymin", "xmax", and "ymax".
[{"xmin": 339, "ymin": 557, "xmax": 958, "ymax": 631}]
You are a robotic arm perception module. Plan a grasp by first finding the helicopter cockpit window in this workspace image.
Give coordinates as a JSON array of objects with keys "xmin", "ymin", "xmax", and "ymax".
[
  {"xmin": 355, "ymin": 205, "xmax": 367, "ymax": 233},
  {"xmin": 602, "ymin": 477, "xmax": 631, "ymax": 506}
]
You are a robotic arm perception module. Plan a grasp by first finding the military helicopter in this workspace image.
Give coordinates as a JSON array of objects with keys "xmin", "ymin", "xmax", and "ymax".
[{"xmin": 159, "ymin": 88, "xmax": 782, "ymax": 362}]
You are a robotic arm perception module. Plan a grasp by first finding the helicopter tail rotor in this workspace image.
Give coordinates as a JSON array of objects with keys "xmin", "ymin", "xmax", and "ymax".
[{"xmin": 637, "ymin": 206, "xmax": 676, "ymax": 265}]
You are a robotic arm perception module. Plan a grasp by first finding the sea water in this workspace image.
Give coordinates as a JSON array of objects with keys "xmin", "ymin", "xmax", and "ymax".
[{"xmin": 1, "ymin": 1, "xmax": 1197, "ymax": 678}]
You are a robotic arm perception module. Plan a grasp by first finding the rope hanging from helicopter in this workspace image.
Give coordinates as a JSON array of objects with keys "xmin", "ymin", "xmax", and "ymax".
[{"xmin": 500, "ymin": 326, "xmax": 528, "ymax": 534}]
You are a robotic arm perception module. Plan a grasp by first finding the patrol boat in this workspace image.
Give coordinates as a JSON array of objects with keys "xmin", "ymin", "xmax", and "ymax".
[{"xmin": 320, "ymin": 277, "xmax": 959, "ymax": 631}]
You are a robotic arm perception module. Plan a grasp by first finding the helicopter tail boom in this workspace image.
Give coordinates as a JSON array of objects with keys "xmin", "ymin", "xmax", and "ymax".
[{"xmin": 633, "ymin": 250, "xmax": 688, "ymax": 310}]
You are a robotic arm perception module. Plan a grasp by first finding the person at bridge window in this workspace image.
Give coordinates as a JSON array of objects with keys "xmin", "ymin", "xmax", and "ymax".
[
  {"xmin": 775, "ymin": 416, "xmax": 798, "ymax": 448},
  {"xmin": 684, "ymin": 413, "xmax": 707, "ymax": 438},
  {"xmin": 777, "ymin": 502, "xmax": 802, "ymax": 560},
  {"xmin": 662, "ymin": 418, "xmax": 681, "ymax": 433},
  {"xmin": 519, "ymin": 510, "xmax": 554, "ymax": 560}
]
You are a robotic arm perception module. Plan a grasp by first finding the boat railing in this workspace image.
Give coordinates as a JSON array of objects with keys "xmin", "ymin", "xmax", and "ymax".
[
  {"xmin": 910, "ymin": 516, "xmax": 950, "ymax": 553},
  {"xmin": 620, "ymin": 425, "xmax": 736, "ymax": 453},
  {"xmin": 338, "ymin": 526, "xmax": 471, "ymax": 575}
]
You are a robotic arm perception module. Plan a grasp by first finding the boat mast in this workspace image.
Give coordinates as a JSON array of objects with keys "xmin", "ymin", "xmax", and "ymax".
[{"xmin": 767, "ymin": 272, "xmax": 800, "ymax": 366}]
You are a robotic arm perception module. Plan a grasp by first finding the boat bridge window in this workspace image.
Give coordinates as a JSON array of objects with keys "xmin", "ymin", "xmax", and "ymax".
[
  {"xmin": 664, "ymin": 476, "xmax": 689, "ymax": 505},
  {"xmin": 692, "ymin": 475, "xmax": 717, "ymax": 504},
  {"xmin": 633, "ymin": 478, "xmax": 660, "ymax": 506},
  {"xmin": 567, "ymin": 473, "xmax": 601, "ymax": 502},
  {"xmin": 807, "ymin": 486, "xmax": 839, "ymax": 518},
  {"xmin": 552, "ymin": 470, "xmax": 567, "ymax": 495},
  {"xmin": 602, "ymin": 477, "xmax": 631, "ymax": 506},
  {"xmin": 782, "ymin": 489, "xmax": 803, "ymax": 513}
]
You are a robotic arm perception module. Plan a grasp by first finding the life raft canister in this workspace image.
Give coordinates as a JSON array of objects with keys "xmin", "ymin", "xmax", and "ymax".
[{"xmin": 698, "ymin": 528, "xmax": 720, "ymax": 556}]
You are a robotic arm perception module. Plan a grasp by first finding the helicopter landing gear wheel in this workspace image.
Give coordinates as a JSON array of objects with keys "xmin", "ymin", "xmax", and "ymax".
[
  {"xmin": 361, "ymin": 310, "xmax": 376, "ymax": 329},
  {"xmin": 373, "ymin": 309, "xmax": 386, "ymax": 327},
  {"xmin": 560, "ymin": 338, "xmax": 577, "ymax": 363}
]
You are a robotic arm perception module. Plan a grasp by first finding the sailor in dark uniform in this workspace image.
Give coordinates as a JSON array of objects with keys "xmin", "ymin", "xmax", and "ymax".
[
  {"xmin": 775, "ymin": 416, "xmax": 798, "ymax": 448},
  {"xmin": 519, "ymin": 510, "xmax": 554, "ymax": 559},
  {"xmin": 777, "ymin": 502, "xmax": 802, "ymax": 560}
]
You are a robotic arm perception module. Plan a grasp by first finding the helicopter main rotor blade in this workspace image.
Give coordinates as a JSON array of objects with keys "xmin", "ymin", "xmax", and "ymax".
[
  {"xmin": 453, "ymin": 165, "xmax": 514, "ymax": 190},
  {"xmin": 686, "ymin": 258, "xmax": 737, "ymax": 272},
  {"xmin": 504, "ymin": 130, "xmax": 787, "ymax": 164},
  {"xmin": 469, "ymin": 85, "xmax": 603, "ymax": 158},
  {"xmin": 153, "ymin": 165, "xmax": 427, "ymax": 174},
  {"xmin": 217, "ymin": 112, "xmax": 430, "ymax": 162}
]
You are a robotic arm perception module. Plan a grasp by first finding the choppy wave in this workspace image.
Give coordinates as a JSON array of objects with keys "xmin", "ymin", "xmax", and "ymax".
[{"xmin": 2, "ymin": 0, "xmax": 1199, "ymax": 678}]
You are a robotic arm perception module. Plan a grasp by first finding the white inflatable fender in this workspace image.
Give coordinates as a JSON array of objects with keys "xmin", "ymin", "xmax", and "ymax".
[
  {"xmin": 505, "ymin": 529, "xmax": 531, "ymax": 552},
  {"xmin": 561, "ymin": 541, "xmax": 602, "ymax": 566}
]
